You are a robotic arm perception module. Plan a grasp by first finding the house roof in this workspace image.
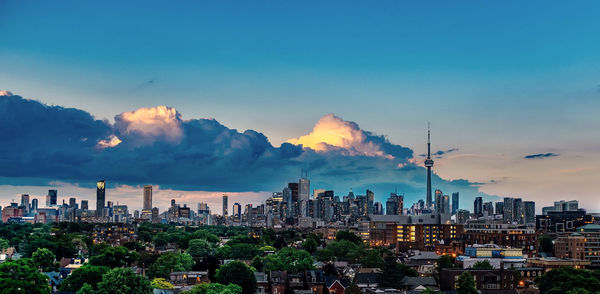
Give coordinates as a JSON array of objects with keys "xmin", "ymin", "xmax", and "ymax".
[
  {"xmin": 400, "ymin": 276, "xmax": 437, "ymax": 287},
  {"xmin": 356, "ymin": 272, "xmax": 378, "ymax": 284}
]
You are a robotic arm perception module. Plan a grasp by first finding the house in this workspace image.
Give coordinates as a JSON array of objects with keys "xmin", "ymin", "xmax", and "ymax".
[
  {"xmin": 270, "ymin": 271, "xmax": 288, "ymax": 294},
  {"xmin": 439, "ymin": 268, "xmax": 519, "ymax": 293},
  {"xmin": 305, "ymin": 270, "xmax": 326, "ymax": 293},
  {"xmin": 43, "ymin": 271, "xmax": 62, "ymax": 292},
  {"xmin": 355, "ymin": 272, "xmax": 378, "ymax": 289},
  {"xmin": 325, "ymin": 276, "xmax": 351, "ymax": 294},
  {"xmin": 399, "ymin": 276, "xmax": 438, "ymax": 292},
  {"xmin": 255, "ymin": 272, "xmax": 269, "ymax": 294},
  {"xmin": 168, "ymin": 271, "xmax": 209, "ymax": 286}
]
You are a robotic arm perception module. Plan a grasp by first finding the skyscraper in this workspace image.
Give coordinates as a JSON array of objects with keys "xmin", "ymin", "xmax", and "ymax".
[
  {"xmin": 451, "ymin": 192, "xmax": 459, "ymax": 215},
  {"xmin": 483, "ymin": 201, "xmax": 494, "ymax": 216},
  {"xmin": 434, "ymin": 189, "xmax": 443, "ymax": 213},
  {"xmin": 96, "ymin": 180, "xmax": 105, "ymax": 218},
  {"xmin": 81, "ymin": 200, "xmax": 88, "ymax": 210},
  {"xmin": 143, "ymin": 185, "xmax": 152, "ymax": 211},
  {"xmin": 20, "ymin": 194, "xmax": 30, "ymax": 208},
  {"xmin": 424, "ymin": 124, "xmax": 434, "ymax": 209},
  {"xmin": 69, "ymin": 197, "xmax": 77, "ymax": 208},
  {"xmin": 46, "ymin": 189, "xmax": 57, "ymax": 207},
  {"xmin": 474, "ymin": 197, "xmax": 483, "ymax": 217},
  {"xmin": 299, "ymin": 171, "xmax": 310, "ymax": 217},
  {"xmin": 366, "ymin": 189, "xmax": 375, "ymax": 214},
  {"xmin": 495, "ymin": 201, "xmax": 504, "ymax": 215},
  {"xmin": 222, "ymin": 194, "xmax": 228, "ymax": 216},
  {"xmin": 524, "ymin": 201, "xmax": 535, "ymax": 224},
  {"xmin": 31, "ymin": 198, "xmax": 38, "ymax": 212},
  {"xmin": 442, "ymin": 195, "xmax": 450, "ymax": 214},
  {"xmin": 233, "ymin": 203, "xmax": 241, "ymax": 222}
]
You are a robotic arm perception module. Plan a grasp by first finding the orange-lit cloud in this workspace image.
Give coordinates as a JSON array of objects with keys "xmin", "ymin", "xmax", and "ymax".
[
  {"xmin": 97, "ymin": 135, "xmax": 122, "ymax": 148},
  {"xmin": 115, "ymin": 106, "xmax": 183, "ymax": 143},
  {"xmin": 287, "ymin": 113, "xmax": 391, "ymax": 158}
]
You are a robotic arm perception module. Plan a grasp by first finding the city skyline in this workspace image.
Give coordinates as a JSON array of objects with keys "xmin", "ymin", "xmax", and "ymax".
[{"xmin": 1, "ymin": 2, "xmax": 600, "ymax": 212}]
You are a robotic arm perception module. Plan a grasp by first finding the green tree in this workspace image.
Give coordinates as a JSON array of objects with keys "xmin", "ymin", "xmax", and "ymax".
[
  {"xmin": 191, "ymin": 230, "xmax": 220, "ymax": 244},
  {"xmin": 0, "ymin": 238, "xmax": 9, "ymax": 251},
  {"xmin": 229, "ymin": 243, "xmax": 260, "ymax": 259},
  {"xmin": 187, "ymin": 239, "xmax": 216, "ymax": 259},
  {"xmin": 456, "ymin": 271, "xmax": 478, "ymax": 294},
  {"xmin": 359, "ymin": 249, "xmax": 384, "ymax": 268},
  {"xmin": 215, "ymin": 261, "xmax": 256, "ymax": 294},
  {"xmin": 151, "ymin": 278, "xmax": 175, "ymax": 290},
  {"xmin": 152, "ymin": 232, "xmax": 169, "ymax": 248},
  {"xmin": 472, "ymin": 260, "xmax": 493, "ymax": 270},
  {"xmin": 0, "ymin": 258, "xmax": 50, "ymax": 294},
  {"xmin": 436, "ymin": 255, "xmax": 455, "ymax": 272},
  {"xmin": 379, "ymin": 255, "xmax": 418, "ymax": 289},
  {"xmin": 183, "ymin": 282, "xmax": 242, "ymax": 294},
  {"xmin": 566, "ymin": 288, "xmax": 592, "ymax": 294},
  {"xmin": 302, "ymin": 237, "xmax": 319, "ymax": 254},
  {"xmin": 59, "ymin": 264, "xmax": 110, "ymax": 292},
  {"xmin": 335, "ymin": 231, "xmax": 362, "ymax": 245},
  {"xmin": 251, "ymin": 256, "xmax": 264, "ymax": 272},
  {"xmin": 344, "ymin": 283, "xmax": 360, "ymax": 294},
  {"xmin": 535, "ymin": 267, "xmax": 600, "ymax": 294},
  {"xmin": 32, "ymin": 248, "xmax": 58, "ymax": 272},
  {"xmin": 263, "ymin": 247, "xmax": 315, "ymax": 272},
  {"xmin": 539, "ymin": 235, "xmax": 554, "ymax": 254},
  {"xmin": 90, "ymin": 246, "xmax": 137, "ymax": 267},
  {"xmin": 147, "ymin": 252, "xmax": 194, "ymax": 279},
  {"xmin": 76, "ymin": 283, "xmax": 95, "ymax": 294},
  {"xmin": 96, "ymin": 268, "xmax": 152, "ymax": 294}
]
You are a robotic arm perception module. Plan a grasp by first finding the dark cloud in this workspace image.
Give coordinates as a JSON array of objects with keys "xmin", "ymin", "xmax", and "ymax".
[
  {"xmin": 419, "ymin": 148, "xmax": 459, "ymax": 158},
  {"xmin": 524, "ymin": 153, "xmax": 559, "ymax": 159},
  {"xmin": 0, "ymin": 93, "xmax": 495, "ymax": 208}
]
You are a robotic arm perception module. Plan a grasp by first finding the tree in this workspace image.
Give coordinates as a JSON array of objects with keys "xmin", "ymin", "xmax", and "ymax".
[
  {"xmin": 151, "ymin": 278, "xmax": 175, "ymax": 290},
  {"xmin": 0, "ymin": 258, "xmax": 50, "ymax": 294},
  {"xmin": 77, "ymin": 283, "xmax": 95, "ymax": 294},
  {"xmin": 344, "ymin": 283, "xmax": 360, "ymax": 294},
  {"xmin": 359, "ymin": 249, "xmax": 384, "ymax": 268},
  {"xmin": 535, "ymin": 267, "xmax": 600, "ymax": 294},
  {"xmin": 302, "ymin": 237, "xmax": 318, "ymax": 254},
  {"xmin": 215, "ymin": 261, "xmax": 256, "ymax": 294},
  {"xmin": 89, "ymin": 246, "xmax": 137, "ymax": 267},
  {"xmin": 456, "ymin": 271, "xmax": 478, "ymax": 294},
  {"xmin": 147, "ymin": 252, "xmax": 194, "ymax": 279},
  {"xmin": 566, "ymin": 288, "xmax": 592, "ymax": 294},
  {"xmin": 251, "ymin": 256, "xmax": 264, "ymax": 272},
  {"xmin": 379, "ymin": 255, "xmax": 418, "ymax": 289},
  {"xmin": 183, "ymin": 282, "xmax": 242, "ymax": 294},
  {"xmin": 32, "ymin": 248, "xmax": 58, "ymax": 272},
  {"xmin": 0, "ymin": 238, "xmax": 9, "ymax": 251},
  {"xmin": 335, "ymin": 231, "xmax": 362, "ymax": 245},
  {"xmin": 187, "ymin": 239, "xmax": 216, "ymax": 259},
  {"xmin": 539, "ymin": 235, "xmax": 554, "ymax": 255},
  {"xmin": 472, "ymin": 260, "xmax": 493, "ymax": 270},
  {"xmin": 152, "ymin": 232, "xmax": 169, "ymax": 249},
  {"xmin": 263, "ymin": 247, "xmax": 315, "ymax": 272},
  {"xmin": 59, "ymin": 264, "xmax": 110, "ymax": 292},
  {"xmin": 96, "ymin": 268, "xmax": 152, "ymax": 294}
]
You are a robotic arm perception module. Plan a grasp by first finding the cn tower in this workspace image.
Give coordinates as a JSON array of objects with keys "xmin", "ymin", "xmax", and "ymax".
[{"xmin": 424, "ymin": 123, "xmax": 434, "ymax": 209}]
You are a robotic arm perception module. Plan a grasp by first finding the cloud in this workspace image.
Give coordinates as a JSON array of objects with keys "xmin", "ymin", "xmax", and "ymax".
[
  {"xmin": 419, "ymin": 148, "xmax": 459, "ymax": 158},
  {"xmin": 286, "ymin": 113, "xmax": 412, "ymax": 159},
  {"xmin": 114, "ymin": 106, "xmax": 183, "ymax": 145},
  {"xmin": 0, "ymin": 93, "xmax": 493, "ymax": 208},
  {"xmin": 524, "ymin": 153, "xmax": 559, "ymax": 159}
]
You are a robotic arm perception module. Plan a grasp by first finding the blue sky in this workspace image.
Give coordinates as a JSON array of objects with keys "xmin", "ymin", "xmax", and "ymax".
[{"xmin": 1, "ymin": 1, "xmax": 599, "ymax": 212}]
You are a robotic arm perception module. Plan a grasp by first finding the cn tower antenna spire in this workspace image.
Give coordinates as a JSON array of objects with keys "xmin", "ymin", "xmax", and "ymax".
[{"xmin": 424, "ymin": 122, "xmax": 434, "ymax": 210}]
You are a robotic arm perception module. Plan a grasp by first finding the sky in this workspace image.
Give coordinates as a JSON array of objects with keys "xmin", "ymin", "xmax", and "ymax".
[{"xmin": 1, "ymin": 1, "xmax": 599, "ymax": 213}]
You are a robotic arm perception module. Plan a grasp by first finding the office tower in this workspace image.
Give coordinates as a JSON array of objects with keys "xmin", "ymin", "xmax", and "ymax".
[
  {"xmin": 503, "ymin": 197, "xmax": 515, "ymax": 223},
  {"xmin": 143, "ymin": 185, "xmax": 152, "ymax": 211},
  {"xmin": 96, "ymin": 180, "xmax": 105, "ymax": 218},
  {"xmin": 424, "ymin": 124, "xmax": 434, "ymax": 209},
  {"xmin": 69, "ymin": 197, "xmax": 77, "ymax": 208},
  {"xmin": 514, "ymin": 198, "xmax": 523, "ymax": 224},
  {"xmin": 288, "ymin": 182, "xmax": 299, "ymax": 217},
  {"xmin": 299, "ymin": 174, "xmax": 310, "ymax": 217},
  {"xmin": 366, "ymin": 189, "xmax": 375, "ymax": 214},
  {"xmin": 233, "ymin": 203, "xmax": 241, "ymax": 222},
  {"xmin": 81, "ymin": 200, "xmax": 88, "ymax": 210},
  {"xmin": 434, "ymin": 189, "xmax": 443, "ymax": 213},
  {"xmin": 457, "ymin": 209, "xmax": 470, "ymax": 224},
  {"xmin": 442, "ymin": 195, "xmax": 450, "ymax": 214},
  {"xmin": 385, "ymin": 193, "xmax": 403, "ymax": 215},
  {"xmin": 283, "ymin": 187, "xmax": 292, "ymax": 218},
  {"xmin": 374, "ymin": 202, "xmax": 384, "ymax": 215},
  {"xmin": 20, "ymin": 194, "xmax": 30, "ymax": 208},
  {"xmin": 198, "ymin": 202, "xmax": 209, "ymax": 214},
  {"xmin": 47, "ymin": 189, "xmax": 57, "ymax": 207},
  {"xmin": 483, "ymin": 202, "xmax": 494, "ymax": 216},
  {"xmin": 222, "ymin": 195, "xmax": 228, "ymax": 216},
  {"xmin": 566, "ymin": 200, "xmax": 578, "ymax": 211},
  {"xmin": 473, "ymin": 197, "xmax": 483, "ymax": 217},
  {"xmin": 31, "ymin": 198, "xmax": 38, "ymax": 212},
  {"xmin": 495, "ymin": 201, "xmax": 504, "ymax": 215},
  {"xmin": 524, "ymin": 201, "xmax": 535, "ymax": 224},
  {"xmin": 451, "ymin": 192, "xmax": 459, "ymax": 215}
]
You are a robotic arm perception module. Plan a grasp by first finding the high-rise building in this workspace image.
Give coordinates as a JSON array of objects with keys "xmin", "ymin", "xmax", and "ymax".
[
  {"xmin": 483, "ymin": 201, "xmax": 494, "ymax": 217},
  {"xmin": 143, "ymin": 185, "xmax": 152, "ymax": 211},
  {"xmin": 495, "ymin": 201, "xmax": 504, "ymax": 215},
  {"xmin": 69, "ymin": 197, "xmax": 77, "ymax": 208},
  {"xmin": 451, "ymin": 192, "xmax": 459, "ymax": 215},
  {"xmin": 46, "ymin": 189, "xmax": 57, "ymax": 207},
  {"xmin": 20, "ymin": 194, "xmax": 30, "ymax": 208},
  {"xmin": 96, "ymin": 180, "xmax": 105, "ymax": 218},
  {"xmin": 434, "ymin": 189, "xmax": 443, "ymax": 213},
  {"xmin": 233, "ymin": 203, "xmax": 241, "ymax": 222},
  {"xmin": 81, "ymin": 200, "xmax": 88, "ymax": 210},
  {"xmin": 31, "ymin": 198, "xmax": 38, "ymax": 212},
  {"xmin": 299, "ymin": 175, "xmax": 310, "ymax": 217},
  {"xmin": 373, "ymin": 202, "xmax": 384, "ymax": 215},
  {"xmin": 385, "ymin": 193, "xmax": 403, "ymax": 215},
  {"xmin": 442, "ymin": 195, "xmax": 450, "ymax": 214},
  {"xmin": 473, "ymin": 197, "xmax": 483, "ymax": 217},
  {"xmin": 503, "ymin": 197, "xmax": 515, "ymax": 223},
  {"xmin": 222, "ymin": 194, "xmax": 228, "ymax": 216},
  {"xmin": 457, "ymin": 209, "xmax": 471, "ymax": 224},
  {"xmin": 524, "ymin": 201, "xmax": 535, "ymax": 224},
  {"xmin": 366, "ymin": 189, "xmax": 375, "ymax": 214},
  {"xmin": 424, "ymin": 124, "xmax": 434, "ymax": 210}
]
